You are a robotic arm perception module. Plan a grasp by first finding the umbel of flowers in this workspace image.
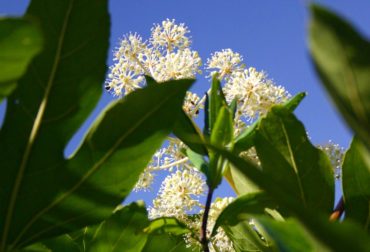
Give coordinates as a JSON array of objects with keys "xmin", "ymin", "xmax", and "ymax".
[{"xmin": 106, "ymin": 19, "xmax": 344, "ymax": 251}]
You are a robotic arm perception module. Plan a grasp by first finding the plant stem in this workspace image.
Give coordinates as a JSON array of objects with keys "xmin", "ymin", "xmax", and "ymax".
[
  {"xmin": 330, "ymin": 196, "xmax": 345, "ymax": 221},
  {"xmin": 200, "ymin": 186, "xmax": 214, "ymax": 252}
]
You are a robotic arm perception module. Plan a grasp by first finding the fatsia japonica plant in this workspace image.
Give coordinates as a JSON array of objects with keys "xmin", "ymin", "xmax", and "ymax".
[{"xmin": 0, "ymin": 0, "xmax": 369, "ymax": 251}]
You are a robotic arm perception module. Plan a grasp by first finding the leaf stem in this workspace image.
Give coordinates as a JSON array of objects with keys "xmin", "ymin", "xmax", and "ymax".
[
  {"xmin": 200, "ymin": 186, "xmax": 214, "ymax": 252},
  {"xmin": 329, "ymin": 196, "xmax": 345, "ymax": 221}
]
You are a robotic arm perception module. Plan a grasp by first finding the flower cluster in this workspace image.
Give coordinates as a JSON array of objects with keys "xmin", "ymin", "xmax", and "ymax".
[
  {"xmin": 105, "ymin": 19, "xmax": 201, "ymax": 96},
  {"xmin": 106, "ymin": 19, "xmax": 342, "ymax": 252}
]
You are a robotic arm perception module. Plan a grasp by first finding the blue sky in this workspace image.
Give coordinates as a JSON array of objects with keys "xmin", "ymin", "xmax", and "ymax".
[{"xmin": 1, "ymin": 0, "xmax": 370, "ymax": 204}]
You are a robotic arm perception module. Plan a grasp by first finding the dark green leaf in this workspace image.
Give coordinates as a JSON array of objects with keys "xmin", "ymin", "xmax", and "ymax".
[
  {"xmin": 233, "ymin": 93, "xmax": 306, "ymax": 154},
  {"xmin": 204, "ymin": 75, "xmax": 227, "ymax": 137},
  {"xmin": 0, "ymin": 0, "xmax": 110, "ymax": 249},
  {"xmin": 213, "ymin": 192, "xmax": 279, "ymax": 235},
  {"xmin": 142, "ymin": 233, "xmax": 194, "ymax": 252},
  {"xmin": 1, "ymin": 36, "xmax": 192, "ymax": 250},
  {"xmin": 309, "ymin": 4, "xmax": 370, "ymax": 150},
  {"xmin": 173, "ymin": 110, "xmax": 208, "ymax": 156},
  {"xmin": 86, "ymin": 202, "xmax": 149, "ymax": 252},
  {"xmin": 257, "ymin": 217, "xmax": 327, "ymax": 252},
  {"xmin": 210, "ymin": 145, "xmax": 370, "ymax": 252},
  {"xmin": 144, "ymin": 75, "xmax": 156, "ymax": 86},
  {"xmin": 42, "ymin": 235, "xmax": 80, "ymax": 252},
  {"xmin": 0, "ymin": 18, "xmax": 43, "ymax": 101},
  {"xmin": 342, "ymin": 138, "xmax": 370, "ymax": 231},
  {"xmin": 222, "ymin": 221, "xmax": 275, "ymax": 252},
  {"xmin": 255, "ymin": 107, "xmax": 334, "ymax": 213},
  {"xmin": 144, "ymin": 217, "xmax": 190, "ymax": 236},
  {"xmin": 208, "ymin": 106, "xmax": 233, "ymax": 188},
  {"xmin": 186, "ymin": 148, "xmax": 209, "ymax": 175}
]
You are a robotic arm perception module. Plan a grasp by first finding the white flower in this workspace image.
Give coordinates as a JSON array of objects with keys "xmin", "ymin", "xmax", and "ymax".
[
  {"xmin": 152, "ymin": 49, "xmax": 202, "ymax": 82},
  {"xmin": 224, "ymin": 67, "xmax": 290, "ymax": 121},
  {"xmin": 151, "ymin": 19, "xmax": 191, "ymax": 51},
  {"xmin": 206, "ymin": 49, "xmax": 245, "ymax": 80},
  {"xmin": 148, "ymin": 169, "xmax": 206, "ymax": 220},
  {"xmin": 105, "ymin": 60, "xmax": 144, "ymax": 96},
  {"xmin": 115, "ymin": 33, "xmax": 147, "ymax": 61}
]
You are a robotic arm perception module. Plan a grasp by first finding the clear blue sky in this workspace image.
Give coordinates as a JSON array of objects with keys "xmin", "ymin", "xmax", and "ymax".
[{"xmin": 1, "ymin": 0, "xmax": 370, "ymax": 204}]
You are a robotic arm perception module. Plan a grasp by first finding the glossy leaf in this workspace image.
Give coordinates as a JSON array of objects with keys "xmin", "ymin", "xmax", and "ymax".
[
  {"xmin": 86, "ymin": 202, "xmax": 149, "ymax": 252},
  {"xmin": 145, "ymin": 217, "xmax": 190, "ymax": 236},
  {"xmin": 254, "ymin": 107, "xmax": 334, "ymax": 213},
  {"xmin": 0, "ymin": 0, "xmax": 110, "ymax": 249},
  {"xmin": 233, "ymin": 92, "xmax": 306, "ymax": 154},
  {"xmin": 203, "ymin": 75, "xmax": 227, "ymax": 137},
  {"xmin": 142, "ymin": 234, "xmax": 193, "ymax": 252},
  {"xmin": 208, "ymin": 106, "xmax": 233, "ymax": 188},
  {"xmin": 0, "ymin": 18, "xmax": 43, "ymax": 101},
  {"xmin": 342, "ymin": 138, "xmax": 370, "ymax": 231},
  {"xmin": 257, "ymin": 217, "xmax": 328, "ymax": 252},
  {"xmin": 173, "ymin": 110, "xmax": 208, "ymax": 156},
  {"xmin": 211, "ymin": 145, "xmax": 370, "ymax": 251},
  {"xmin": 213, "ymin": 192, "xmax": 279, "ymax": 235},
  {"xmin": 309, "ymin": 4, "xmax": 370, "ymax": 149}
]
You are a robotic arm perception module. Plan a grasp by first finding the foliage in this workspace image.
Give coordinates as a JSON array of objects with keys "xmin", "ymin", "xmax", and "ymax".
[{"xmin": 0, "ymin": 0, "xmax": 369, "ymax": 252}]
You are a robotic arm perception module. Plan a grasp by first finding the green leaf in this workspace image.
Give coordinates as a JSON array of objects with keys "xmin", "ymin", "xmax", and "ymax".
[
  {"xmin": 210, "ymin": 145, "xmax": 370, "ymax": 252},
  {"xmin": 0, "ymin": 18, "xmax": 43, "ymax": 101},
  {"xmin": 173, "ymin": 110, "xmax": 208, "ymax": 156},
  {"xmin": 145, "ymin": 218, "xmax": 190, "ymax": 236},
  {"xmin": 221, "ymin": 221, "xmax": 275, "ymax": 252},
  {"xmin": 186, "ymin": 148, "xmax": 209, "ymax": 175},
  {"xmin": 309, "ymin": 4, "xmax": 370, "ymax": 150},
  {"xmin": 204, "ymin": 75, "xmax": 227, "ymax": 137},
  {"xmin": 208, "ymin": 106, "xmax": 233, "ymax": 188},
  {"xmin": 213, "ymin": 192, "xmax": 279, "ymax": 235},
  {"xmin": 233, "ymin": 93, "xmax": 306, "ymax": 154},
  {"xmin": 0, "ymin": 0, "xmax": 110, "ymax": 249},
  {"xmin": 257, "ymin": 217, "xmax": 328, "ymax": 252},
  {"xmin": 342, "ymin": 138, "xmax": 370, "ymax": 231},
  {"xmin": 254, "ymin": 107, "xmax": 334, "ymax": 213},
  {"xmin": 1, "ymin": 76, "xmax": 192, "ymax": 249},
  {"xmin": 86, "ymin": 202, "xmax": 149, "ymax": 252},
  {"xmin": 142, "ymin": 234, "xmax": 194, "ymax": 252},
  {"xmin": 42, "ymin": 235, "xmax": 80, "ymax": 252}
]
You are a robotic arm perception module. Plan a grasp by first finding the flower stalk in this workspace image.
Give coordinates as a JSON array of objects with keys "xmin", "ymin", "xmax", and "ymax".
[{"xmin": 200, "ymin": 186, "xmax": 214, "ymax": 252}]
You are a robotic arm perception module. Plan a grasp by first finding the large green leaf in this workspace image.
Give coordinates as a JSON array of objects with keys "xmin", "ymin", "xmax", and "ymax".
[
  {"xmin": 0, "ymin": 0, "xmax": 110, "ymax": 249},
  {"xmin": 254, "ymin": 107, "xmax": 334, "ymax": 213},
  {"xmin": 309, "ymin": 4, "xmax": 370, "ymax": 150},
  {"xmin": 84, "ymin": 202, "xmax": 149, "ymax": 252},
  {"xmin": 213, "ymin": 192, "xmax": 280, "ymax": 235},
  {"xmin": 0, "ymin": 18, "xmax": 43, "ymax": 101},
  {"xmin": 212, "ymin": 193, "xmax": 279, "ymax": 252},
  {"xmin": 228, "ymin": 93, "xmax": 306, "ymax": 196},
  {"xmin": 0, "ymin": 2, "xmax": 193, "ymax": 245},
  {"xmin": 208, "ymin": 106, "xmax": 233, "ymax": 188},
  {"xmin": 210, "ymin": 145, "xmax": 370, "ymax": 251},
  {"xmin": 257, "ymin": 217, "xmax": 329, "ymax": 252},
  {"xmin": 342, "ymin": 138, "xmax": 370, "ymax": 231},
  {"xmin": 0, "ymin": 75, "xmax": 192, "ymax": 249}
]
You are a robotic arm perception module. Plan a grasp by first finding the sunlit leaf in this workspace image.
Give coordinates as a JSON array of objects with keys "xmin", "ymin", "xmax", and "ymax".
[{"xmin": 0, "ymin": 18, "xmax": 43, "ymax": 101}]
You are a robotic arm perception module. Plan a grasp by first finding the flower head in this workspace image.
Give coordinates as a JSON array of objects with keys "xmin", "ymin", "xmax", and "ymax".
[
  {"xmin": 152, "ymin": 49, "xmax": 202, "ymax": 82},
  {"xmin": 206, "ymin": 49, "xmax": 245, "ymax": 80},
  {"xmin": 151, "ymin": 19, "xmax": 191, "ymax": 51},
  {"xmin": 148, "ymin": 169, "xmax": 206, "ymax": 220},
  {"xmin": 224, "ymin": 67, "xmax": 290, "ymax": 121}
]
